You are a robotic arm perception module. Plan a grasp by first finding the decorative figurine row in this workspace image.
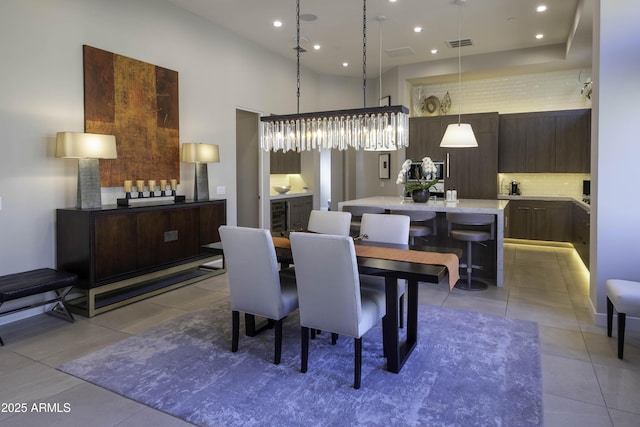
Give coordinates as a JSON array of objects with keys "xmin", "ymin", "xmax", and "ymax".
[
  {"xmin": 123, "ymin": 179, "xmax": 177, "ymax": 199},
  {"xmin": 118, "ymin": 179, "xmax": 185, "ymax": 206}
]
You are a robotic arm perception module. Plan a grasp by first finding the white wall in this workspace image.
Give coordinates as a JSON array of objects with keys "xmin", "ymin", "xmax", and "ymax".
[
  {"xmin": 591, "ymin": 0, "xmax": 640, "ymax": 325},
  {"xmin": 0, "ymin": 0, "xmax": 358, "ymax": 322}
]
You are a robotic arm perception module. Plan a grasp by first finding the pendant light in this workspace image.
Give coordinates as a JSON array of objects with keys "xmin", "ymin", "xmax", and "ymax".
[
  {"xmin": 260, "ymin": 0, "xmax": 409, "ymax": 152},
  {"xmin": 440, "ymin": 0, "xmax": 478, "ymax": 148}
]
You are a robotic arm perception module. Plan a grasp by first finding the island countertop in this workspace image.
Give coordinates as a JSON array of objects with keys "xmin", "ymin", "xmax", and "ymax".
[
  {"xmin": 338, "ymin": 197, "xmax": 509, "ymax": 213},
  {"xmin": 339, "ymin": 196, "xmax": 507, "ymax": 287}
]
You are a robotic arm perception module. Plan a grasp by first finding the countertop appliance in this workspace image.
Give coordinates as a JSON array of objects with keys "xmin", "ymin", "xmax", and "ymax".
[
  {"xmin": 509, "ymin": 180, "xmax": 521, "ymax": 195},
  {"xmin": 582, "ymin": 180, "xmax": 591, "ymax": 204}
]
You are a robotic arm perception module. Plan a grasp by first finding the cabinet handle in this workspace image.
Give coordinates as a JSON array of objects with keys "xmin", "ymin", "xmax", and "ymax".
[{"xmin": 446, "ymin": 152, "xmax": 450, "ymax": 178}]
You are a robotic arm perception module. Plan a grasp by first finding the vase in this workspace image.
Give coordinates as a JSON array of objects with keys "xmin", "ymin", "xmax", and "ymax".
[{"xmin": 411, "ymin": 188, "xmax": 430, "ymax": 203}]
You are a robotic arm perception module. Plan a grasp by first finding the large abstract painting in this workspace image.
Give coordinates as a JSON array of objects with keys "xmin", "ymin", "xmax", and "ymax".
[{"xmin": 83, "ymin": 45, "xmax": 180, "ymax": 187}]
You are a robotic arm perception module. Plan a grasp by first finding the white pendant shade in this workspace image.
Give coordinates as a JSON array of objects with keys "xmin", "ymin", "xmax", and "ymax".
[{"xmin": 440, "ymin": 123, "xmax": 478, "ymax": 148}]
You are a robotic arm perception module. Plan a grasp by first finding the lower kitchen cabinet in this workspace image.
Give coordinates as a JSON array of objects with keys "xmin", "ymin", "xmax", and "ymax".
[
  {"xmin": 507, "ymin": 200, "xmax": 571, "ymax": 242},
  {"xmin": 270, "ymin": 195, "xmax": 313, "ymax": 232},
  {"xmin": 572, "ymin": 203, "xmax": 590, "ymax": 268}
]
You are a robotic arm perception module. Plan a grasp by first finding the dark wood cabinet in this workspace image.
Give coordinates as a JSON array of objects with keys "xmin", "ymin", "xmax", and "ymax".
[
  {"xmin": 56, "ymin": 199, "xmax": 226, "ymax": 316},
  {"xmin": 288, "ymin": 195, "xmax": 313, "ymax": 230},
  {"xmin": 270, "ymin": 195, "xmax": 313, "ymax": 231},
  {"xmin": 270, "ymin": 150, "xmax": 301, "ymax": 174},
  {"xmin": 555, "ymin": 110, "xmax": 591, "ymax": 172},
  {"xmin": 506, "ymin": 200, "xmax": 571, "ymax": 242},
  {"xmin": 572, "ymin": 203, "xmax": 590, "ymax": 268},
  {"xmin": 408, "ymin": 112, "xmax": 499, "ymax": 199},
  {"xmin": 499, "ymin": 109, "xmax": 591, "ymax": 173}
]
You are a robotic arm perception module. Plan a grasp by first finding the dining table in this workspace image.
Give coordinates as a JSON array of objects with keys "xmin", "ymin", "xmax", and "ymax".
[{"xmin": 207, "ymin": 234, "xmax": 461, "ymax": 374}]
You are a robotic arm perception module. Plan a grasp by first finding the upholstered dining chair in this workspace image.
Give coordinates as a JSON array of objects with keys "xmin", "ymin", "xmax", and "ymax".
[
  {"xmin": 289, "ymin": 232, "xmax": 386, "ymax": 389},
  {"xmin": 218, "ymin": 225, "xmax": 299, "ymax": 365},
  {"xmin": 359, "ymin": 213, "xmax": 410, "ymax": 328},
  {"xmin": 307, "ymin": 210, "xmax": 352, "ymax": 236}
]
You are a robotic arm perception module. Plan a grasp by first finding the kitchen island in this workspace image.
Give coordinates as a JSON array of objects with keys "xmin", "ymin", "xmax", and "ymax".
[{"xmin": 338, "ymin": 197, "xmax": 509, "ymax": 287}]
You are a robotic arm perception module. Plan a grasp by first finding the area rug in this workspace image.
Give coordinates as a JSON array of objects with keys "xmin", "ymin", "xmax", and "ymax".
[{"xmin": 59, "ymin": 301, "xmax": 543, "ymax": 426}]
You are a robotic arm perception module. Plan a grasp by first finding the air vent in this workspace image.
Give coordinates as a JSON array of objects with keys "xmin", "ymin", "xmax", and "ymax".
[
  {"xmin": 447, "ymin": 38, "xmax": 474, "ymax": 48},
  {"xmin": 292, "ymin": 45, "xmax": 307, "ymax": 53},
  {"xmin": 385, "ymin": 47, "xmax": 415, "ymax": 58}
]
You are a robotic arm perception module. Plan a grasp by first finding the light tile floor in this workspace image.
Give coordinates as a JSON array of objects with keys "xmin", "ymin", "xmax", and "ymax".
[{"xmin": 0, "ymin": 243, "xmax": 638, "ymax": 426}]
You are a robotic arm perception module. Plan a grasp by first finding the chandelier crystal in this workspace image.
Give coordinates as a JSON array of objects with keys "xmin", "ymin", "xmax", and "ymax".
[{"xmin": 260, "ymin": 0, "xmax": 409, "ymax": 152}]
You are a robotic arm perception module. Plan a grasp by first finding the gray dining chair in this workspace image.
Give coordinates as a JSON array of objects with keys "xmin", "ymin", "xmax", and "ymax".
[
  {"xmin": 289, "ymin": 232, "xmax": 386, "ymax": 389},
  {"xmin": 219, "ymin": 225, "xmax": 299, "ymax": 364},
  {"xmin": 359, "ymin": 213, "xmax": 410, "ymax": 328},
  {"xmin": 307, "ymin": 210, "xmax": 352, "ymax": 236}
]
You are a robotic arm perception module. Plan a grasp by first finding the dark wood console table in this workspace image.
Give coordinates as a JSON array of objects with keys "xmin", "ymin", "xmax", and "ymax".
[{"xmin": 56, "ymin": 199, "xmax": 226, "ymax": 317}]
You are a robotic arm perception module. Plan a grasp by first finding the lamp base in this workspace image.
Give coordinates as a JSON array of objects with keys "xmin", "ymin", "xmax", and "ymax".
[
  {"xmin": 194, "ymin": 163, "xmax": 210, "ymax": 201},
  {"xmin": 77, "ymin": 158, "xmax": 102, "ymax": 209}
]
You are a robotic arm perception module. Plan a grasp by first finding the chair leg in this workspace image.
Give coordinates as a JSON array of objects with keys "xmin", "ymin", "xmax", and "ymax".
[
  {"xmin": 607, "ymin": 297, "xmax": 613, "ymax": 337},
  {"xmin": 301, "ymin": 327, "xmax": 309, "ymax": 373},
  {"xmin": 274, "ymin": 319, "xmax": 283, "ymax": 365},
  {"xmin": 354, "ymin": 338, "xmax": 362, "ymax": 389},
  {"xmin": 618, "ymin": 312, "xmax": 626, "ymax": 359},
  {"xmin": 231, "ymin": 311, "xmax": 240, "ymax": 352},
  {"xmin": 331, "ymin": 333, "xmax": 338, "ymax": 345},
  {"xmin": 399, "ymin": 294, "xmax": 404, "ymax": 329}
]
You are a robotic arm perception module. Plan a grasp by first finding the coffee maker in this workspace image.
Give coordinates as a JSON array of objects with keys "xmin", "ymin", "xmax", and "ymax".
[{"xmin": 509, "ymin": 180, "xmax": 521, "ymax": 195}]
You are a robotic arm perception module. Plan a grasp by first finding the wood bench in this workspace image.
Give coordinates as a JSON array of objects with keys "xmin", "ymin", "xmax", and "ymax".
[{"xmin": 0, "ymin": 268, "xmax": 77, "ymax": 346}]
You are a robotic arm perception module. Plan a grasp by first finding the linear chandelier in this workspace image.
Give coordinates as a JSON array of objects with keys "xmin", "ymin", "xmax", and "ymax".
[{"xmin": 260, "ymin": 0, "xmax": 409, "ymax": 152}]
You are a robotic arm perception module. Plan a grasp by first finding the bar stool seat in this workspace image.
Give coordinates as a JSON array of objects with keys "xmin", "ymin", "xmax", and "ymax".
[
  {"xmin": 446, "ymin": 213, "xmax": 495, "ymax": 291},
  {"xmin": 341, "ymin": 206, "xmax": 385, "ymax": 237},
  {"xmin": 390, "ymin": 210, "xmax": 437, "ymax": 244}
]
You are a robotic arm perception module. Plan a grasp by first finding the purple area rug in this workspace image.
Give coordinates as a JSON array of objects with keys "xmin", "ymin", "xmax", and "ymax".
[{"xmin": 59, "ymin": 301, "xmax": 543, "ymax": 426}]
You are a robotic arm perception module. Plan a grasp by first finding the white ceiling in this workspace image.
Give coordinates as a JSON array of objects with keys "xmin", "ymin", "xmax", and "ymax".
[{"xmin": 166, "ymin": 0, "xmax": 593, "ymax": 80}]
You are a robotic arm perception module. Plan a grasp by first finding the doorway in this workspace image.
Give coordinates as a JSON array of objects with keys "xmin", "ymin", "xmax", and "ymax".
[{"xmin": 235, "ymin": 109, "xmax": 260, "ymax": 228}]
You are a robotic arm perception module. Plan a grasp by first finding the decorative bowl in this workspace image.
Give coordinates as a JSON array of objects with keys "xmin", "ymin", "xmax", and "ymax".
[{"xmin": 272, "ymin": 186, "xmax": 291, "ymax": 194}]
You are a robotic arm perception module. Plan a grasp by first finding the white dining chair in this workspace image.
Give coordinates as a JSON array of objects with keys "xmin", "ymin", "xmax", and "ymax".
[
  {"xmin": 359, "ymin": 213, "xmax": 410, "ymax": 328},
  {"xmin": 307, "ymin": 210, "xmax": 352, "ymax": 236},
  {"xmin": 289, "ymin": 232, "xmax": 386, "ymax": 389},
  {"xmin": 219, "ymin": 225, "xmax": 299, "ymax": 365}
]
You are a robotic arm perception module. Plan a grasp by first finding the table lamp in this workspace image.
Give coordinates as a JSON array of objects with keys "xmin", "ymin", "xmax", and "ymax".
[
  {"xmin": 181, "ymin": 142, "xmax": 219, "ymax": 201},
  {"xmin": 56, "ymin": 132, "xmax": 117, "ymax": 209}
]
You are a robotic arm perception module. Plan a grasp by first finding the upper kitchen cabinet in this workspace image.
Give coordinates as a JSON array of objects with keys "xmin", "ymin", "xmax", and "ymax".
[
  {"xmin": 270, "ymin": 149, "xmax": 301, "ymax": 174},
  {"xmin": 408, "ymin": 112, "xmax": 499, "ymax": 199},
  {"xmin": 499, "ymin": 109, "xmax": 591, "ymax": 173},
  {"xmin": 554, "ymin": 109, "xmax": 591, "ymax": 173}
]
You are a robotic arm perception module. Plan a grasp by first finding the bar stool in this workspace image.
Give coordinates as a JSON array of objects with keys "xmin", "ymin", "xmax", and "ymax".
[
  {"xmin": 390, "ymin": 209, "xmax": 437, "ymax": 244},
  {"xmin": 341, "ymin": 205, "xmax": 385, "ymax": 237},
  {"xmin": 446, "ymin": 213, "xmax": 495, "ymax": 291}
]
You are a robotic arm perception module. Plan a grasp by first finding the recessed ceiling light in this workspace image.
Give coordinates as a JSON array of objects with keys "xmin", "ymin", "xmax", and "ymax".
[
  {"xmin": 507, "ymin": 17, "xmax": 517, "ymax": 23},
  {"xmin": 536, "ymin": 33, "xmax": 544, "ymax": 39},
  {"xmin": 414, "ymin": 27, "xmax": 423, "ymax": 33},
  {"xmin": 273, "ymin": 20, "xmax": 282, "ymax": 28},
  {"xmin": 430, "ymin": 49, "xmax": 438, "ymax": 54},
  {"xmin": 388, "ymin": 0, "xmax": 398, "ymax": 3},
  {"xmin": 313, "ymin": 44, "xmax": 321, "ymax": 50},
  {"xmin": 342, "ymin": 62, "xmax": 349, "ymax": 67},
  {"xmin": 536, "ymin": 5, "xmax": 547, "ymax": 13}
]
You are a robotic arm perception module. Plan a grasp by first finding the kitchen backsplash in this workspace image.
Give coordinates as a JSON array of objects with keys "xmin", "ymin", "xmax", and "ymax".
[
  {"xmin": 412, "ymin": 68, "xmax": 592, "ymax": 116},
  {"xmin": 498, "ymin": 173, "xmax": 590, "ymax": 197},
  {"xmin": 270, "ymin": 174, "xmax": 309, "ymax": 194}
]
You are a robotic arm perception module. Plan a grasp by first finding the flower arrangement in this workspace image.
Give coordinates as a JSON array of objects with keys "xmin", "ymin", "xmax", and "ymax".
[{"xmin": 396, "ymin": 157, "xmax": 440, "ymax": 193}]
